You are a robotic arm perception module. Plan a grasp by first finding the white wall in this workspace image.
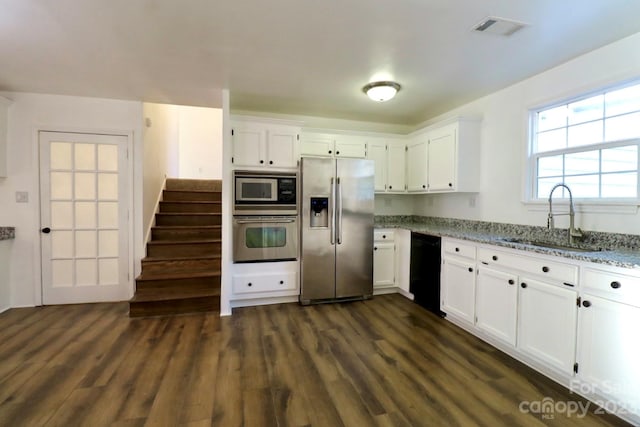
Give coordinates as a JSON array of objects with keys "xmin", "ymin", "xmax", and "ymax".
[
  {"xmin": 0, "ymin": 92, "xmax": 144, "ymax": 308},
  {"xmin": 0, "ymin": 241, "xmax": 10, "ymax": 312},
  {"xmin": 178, "ymin": 106, "xmax": 223, "ymax": 179},
  {"xmin": 414, "ymin": 32, "xmax": 640, "ymax": 235}
]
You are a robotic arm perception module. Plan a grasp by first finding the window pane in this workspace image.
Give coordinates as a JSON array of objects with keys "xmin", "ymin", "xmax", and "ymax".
[
  {"xmin": 537, "ymin": 178, "xmax": 564, "ymax": 199},
  {"xmin": 568, "ymin": 95, "xmax": 603, "ymax": 125},
  {"xmin": 245, "ymin": 227, "xmax": 287, "ymax": 248},
  {"xmin": 602, "ymin": 146, "xmax": 638, "ymax": 173},
  {"xmin": 606, "ymin": 83, "xmax": 640, "ymax": 117},
  {"xmin": 602, "ymin": 172, "xmax": 637, "ymax": 198},
  {"xmin": 567, "ymin": 121, "xmax": 603, "ymax": 147},
  {"xmin": 538, "ymin": 106, "xmax": 567, "ymax": 132},
  {"xmin": 538, "ymin": 155, "xmax": 563, "ymax": 178},
  {"xmin": 605, "ymin": 111, "xmax": 640, "ymax": 142},
  {"xmin": 564, "ymin": 175, "xmax": 599, "ymax": 198},
  {"xmin": 565, "ymin": 151, "xmax": 599, "ymax": 176},
  {"xmin": 536, "ymin": 128, "xmax": 566, "ymax": 152}
]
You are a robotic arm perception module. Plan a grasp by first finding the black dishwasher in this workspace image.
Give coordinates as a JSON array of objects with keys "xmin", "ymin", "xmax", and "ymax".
[{"xmin": 410, "ymin": 232, "xmax": 445, "ymax": 317}]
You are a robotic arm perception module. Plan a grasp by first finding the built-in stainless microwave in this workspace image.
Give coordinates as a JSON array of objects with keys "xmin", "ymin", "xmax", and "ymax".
[{"xmin": 234, "ymin": 170, "xmax": 297, "ymax": 215}]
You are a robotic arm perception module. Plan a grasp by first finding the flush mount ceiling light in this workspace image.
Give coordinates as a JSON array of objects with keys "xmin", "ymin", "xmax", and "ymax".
[{"xmin": 363, "ymin": 81, "xmax": 401, "ymax": 102}]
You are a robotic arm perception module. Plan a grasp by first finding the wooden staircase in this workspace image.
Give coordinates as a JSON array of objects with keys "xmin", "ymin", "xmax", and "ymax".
[{"xmin": 129, "ymin": 178, "xmax": 222, "ymax": 317}]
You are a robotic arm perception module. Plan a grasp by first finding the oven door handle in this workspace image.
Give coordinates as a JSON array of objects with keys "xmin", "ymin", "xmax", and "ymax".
[{"xmin": 235, "ymin": 218, "xmax": 296, "ymax": 224}]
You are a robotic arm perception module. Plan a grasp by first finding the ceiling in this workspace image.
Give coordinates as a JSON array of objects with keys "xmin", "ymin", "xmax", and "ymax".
[{"xmin": 1, "ymin": 0, "xmax": 640, "ymax": 126}]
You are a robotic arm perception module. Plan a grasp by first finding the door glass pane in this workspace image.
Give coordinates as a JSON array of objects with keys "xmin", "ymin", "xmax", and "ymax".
[
  {"xmin": 51, "ymin": 172, "xmax": 72, "ymax": 199},
  {"xmin": 537, "ymin": 155, "xmax": 563, "ymax": 178},
  {"xmin": 76, "ymin": 259, "xmax": 97, "ymax": 286},
  {"xmin": 568, "ymin": 95, "xmax": 603, "ymax": 125},
  {"xmin": 50, "ymin": 142, "xmax": 72, "ymax": 170},
  {"xmin": 75, "ymin": 172, "xmax": 96, "ymax": 199},
  {"xmin": 565, "ymin": 151, "xmax": 599, "ymax": 176},
  {"xmin": 51, "ymin": 202, "xmax": 73, "ymax": 228},
  {"xmin": 98, "ymin": 230, "xmax": 119, "ymax": 257},
  {"xmin": 245, "ymin": 227, "xmax": 286, "ymax": 248},
  {"xmin": 536, "ymin": 128, "xmax": 566, "ymax": 152},
  {"xmin": 98, "ymin": 174, "xmax": 118, "ymax": 199},
  {"xmin": 564, "ymin": 175, "xmax": 599, "ymax": 198},
  {"xmin": 602, "ymin": 172, "xmax": 637, "ymax": 198},
  {"xmin": 75, "ymin": 144, "xmax": 95, "ymax": 170},
  {"xmin": 98, "ymin": 145, "xmax": 118, "ymax": 171},
  {"xmin": 99, "ymin": 259, "xmax": 119, "ymax": 285},
  {"xmin": 567, "ymin": 121, "xmax": 603, "ymax": 147},
  {"xmin": 602, "ymin": 146, "xmax": 638, "ymax": 173},
  {"xmin": 75, "ymin": 230, "xmax": 97, "ymax": 257},
  {"xmin": 52, "ymin": 260, "xmax": 73, "ymax": 287},
  {"xmin": 52, "ymin": 230, "xmax": 73, "ymax": 258},
  {"xmin": 605, "ymin": 112, "xmax": 640, "ymax": 142},
  {"xmin": 606, "ymin": 83, "xmax": 640, "ymax": 117},
  {"xmin": 537, "ymin": 106, "xmax": 567, "ymax": 132},
  {"xmin": 75, "ymin": 202, "xmax": 96, "ymax": 228},
  {"xmin": 98, "ymin": 202, "xmax": 118, "ymax": 228}
]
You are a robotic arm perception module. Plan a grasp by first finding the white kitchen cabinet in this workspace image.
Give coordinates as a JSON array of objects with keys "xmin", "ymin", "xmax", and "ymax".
[
  {"xmin": 374, "ymin": 242, "xmax": 395, "ymax": 288},
  {"xmin": 476, "ymin": 267, "xmax": 518, "ymax": 346},
  {"xmin": 232, "ymin": 120, "xmax": 300, "ymax": 169},
  {"xmin": 300, "ymin": 133, "xmax": 333, "ymax": 157},
  {"xmin": 386, "ymin": 143, "xmax": 406, "ymax": 193},
  {"xmin": 427, "ymin": 124, "xmax": 456, "ymax": 191},
  {"xmin": 441, "ymin": 256, "xmax": 476, "ymax": 324},
  {"xmin": 406, "ymin": 138, "xmax": 428, "ymax": 192},
  {"xmin": 300, "ymin": 133, "xmax": 367, "ymax": 159},
  {"xmin": 335, "ymin": 135, "xmax": 367, "ymax": 158},
  {"xmin": 0, "ymin": 96, "xmax": 11, "ymax": 177},
  {"xmin": 518, "ymin": 277, "xmax": 578, "ymax": 375},
  {"xmin": 231, "ymin": 260, "xmax": 299, "ymax": 300},
  {"xmin": 367, "ymin": 141, "xmax": 387, "ymax": 192}
]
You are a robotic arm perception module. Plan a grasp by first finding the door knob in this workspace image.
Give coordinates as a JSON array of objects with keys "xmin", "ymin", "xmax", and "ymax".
[{"xmin": 41, "ymin": 227, "xmax": 51, "ymax": 234}]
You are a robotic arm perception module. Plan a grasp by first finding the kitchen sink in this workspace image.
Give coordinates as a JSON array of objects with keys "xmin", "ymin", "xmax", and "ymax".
[{"xmin": 498, "ymin": 237, "xmax": 603, "ymax": 253}]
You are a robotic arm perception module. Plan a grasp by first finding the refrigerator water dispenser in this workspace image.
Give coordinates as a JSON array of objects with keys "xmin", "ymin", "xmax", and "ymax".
[{"xmin": 310, "ymin": 197, "xmax": 329, "ymax": 228}]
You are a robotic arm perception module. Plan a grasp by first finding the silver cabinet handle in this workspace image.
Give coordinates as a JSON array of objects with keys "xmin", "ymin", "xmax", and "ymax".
[
  {"xmin": 336, "ymin": 177, "xmax": 342, "ymax": 244},
  {"xmin": 330, "ymin": 177, "xmax": 336, "ymax": 245}
]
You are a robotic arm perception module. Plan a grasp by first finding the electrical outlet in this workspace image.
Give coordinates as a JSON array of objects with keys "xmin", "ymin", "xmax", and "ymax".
[
  {"xmin": 469, "ymin": 196, "xmax": 476, "ymax": 208},
  {"xmin": 16, "ymin": 191, "xmax": 29, "ymax": 203}
]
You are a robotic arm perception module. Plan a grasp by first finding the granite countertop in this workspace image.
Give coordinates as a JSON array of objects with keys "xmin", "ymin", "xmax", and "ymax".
[
  {"xmin": 375, "ymin": 216, "xmax": 640, "ymax": 270},
  {"xmin": 0, "ymin": 227, "xmax": 15, "ymax": 241}
]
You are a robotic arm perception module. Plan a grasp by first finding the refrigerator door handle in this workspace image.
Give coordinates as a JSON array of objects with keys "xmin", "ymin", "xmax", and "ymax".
[
  {"xmin": 330, "ymin": 177, "xmax": 336, "ymax": 245},
  {"xmin": 336, "ymin": 177, "xmax": 342, "ymax": 244}
]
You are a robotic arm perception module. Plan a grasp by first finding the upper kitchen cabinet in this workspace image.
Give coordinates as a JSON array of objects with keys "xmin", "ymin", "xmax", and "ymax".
[
  {"xmin": 406, "ymin": 137, "xmax": 428, "ymax": 192},
  {"xmin": 367, "ymin": 138, "xmax": 406, "ymax": 193},
  {"xmin": 0, "ymin": 96, "xmax": 11, "ymax": 177},
  {"xmin": 300, "ymin": 133, "xmax": 367, "ymax": 159},
  {"xmin": 367, "ymin": 139, "xmax": 387, "ymax": 192},
  {"xmin": 231, "ymin": 118, "xmax": 300, "ymax": 169}
]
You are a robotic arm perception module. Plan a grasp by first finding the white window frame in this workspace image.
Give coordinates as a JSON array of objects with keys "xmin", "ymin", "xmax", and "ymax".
[{"xmin": 526, "ymin": 81, "xmax": 640, "ymax": 214}]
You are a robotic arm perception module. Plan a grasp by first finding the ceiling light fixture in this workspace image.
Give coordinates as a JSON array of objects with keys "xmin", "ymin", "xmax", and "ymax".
[{"xmin": 363, "ymin": 81, "xmax": 401, "ymax": 102}]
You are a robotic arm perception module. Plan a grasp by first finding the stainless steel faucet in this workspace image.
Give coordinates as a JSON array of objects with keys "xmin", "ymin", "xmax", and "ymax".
[{"xmin": 548, "ymin": 183, "xmax": 583, "ymax": 245}]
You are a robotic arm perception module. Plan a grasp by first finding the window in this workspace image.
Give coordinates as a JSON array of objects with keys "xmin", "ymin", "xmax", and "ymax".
[{"xmin": 530, "ymin": 82, "xmax": 640, "ymax": 201}]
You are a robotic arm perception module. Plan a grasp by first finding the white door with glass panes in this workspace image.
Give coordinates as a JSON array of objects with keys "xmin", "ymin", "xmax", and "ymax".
[{"xmin": 39, "ymin": 132, "xmax": 130, "ymax": 304}]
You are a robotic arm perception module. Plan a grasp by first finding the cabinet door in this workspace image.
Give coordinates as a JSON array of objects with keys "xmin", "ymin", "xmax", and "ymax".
[
  {"xmin": 373, "ymin": 242, "xmax": 395, "ymax": 288},
  {"xmin": 578, "ymin": 294, "xmax": 640, "ymax": 412},
  {"xmin": 232, "ymin": 126, "xmax": 265, "ymax": 167},
  {"xmin": 0, "ymin": 97, "xmax": 9, "ymax": 177},
  {"xmin": 367, "ymin": 141, "xmax": 387, "ymax": 192},
  {"xmin": 518, "ymin": 277, "xmax": 577, "ymax": 374},
  {"xmin": 267, "ymin": 129, "xmax": 298, "ymax": 168},
  {"xmin": 428, "ymin": 125, "xmax": 456, "ymax": 191},
  {"xmin": 386, "ymin": 143, "xmax": 406, "ymax": 192},
  {"xmin": 441, "ymin": 257, "xmax": 475, "ymax": 324},
  {"xmin": 300, "ymin": 134, "xmax": 334, "ymax": 157},
  {"xmin": 406, "ymin": 139, "xmax": 428, "ymax": 192},
  {"xmin": 335, "ymin": 136, "xmax": 367, "ymax": 159},
  {"xmin": 476, "ymin": 267, "xmax": 518, "ymax": 346}
]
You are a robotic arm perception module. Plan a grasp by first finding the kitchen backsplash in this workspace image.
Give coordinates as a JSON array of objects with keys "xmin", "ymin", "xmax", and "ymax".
[{"xmin": 375, "ymin": 215, "xmax": 640, "ymax": 251}]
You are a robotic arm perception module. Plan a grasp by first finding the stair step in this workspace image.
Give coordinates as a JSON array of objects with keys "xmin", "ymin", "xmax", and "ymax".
[
  {"xmin": 162, "ymin": 190, "xmax": 222, "ymax": 202},
  {"xmin": 151, "ymin": 226, "xmax": 222, "ymax": 241},
  {"xmin": 129, "ymin": 291, "xmax": 220, "ymax": 317},
  {"xmin": 159, "ymin": 201, "xmax": 222, "ymax": 214},
  {"xmin": 135, "ymin": 272, "xmax": 220, "ymax": 292},
  {"xmin": 165, "ymin": 178, "xmax": 222, "ymax": 192},
  {"xmin": 146, "ymin": 239, "xmax": 221, "ymax": 258},
  {"xmin": 155, "ymin": 213, "xmax": 222, "ymax": 226}
]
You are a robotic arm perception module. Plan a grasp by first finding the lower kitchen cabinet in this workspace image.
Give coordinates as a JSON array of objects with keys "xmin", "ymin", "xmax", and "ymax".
[
  {"xmin": 517, "ymin": 277, "xmax": 578, "ymax": 375},
  {"xmin": 441, "ymin": 256, "xmax": 475, "ymax": 324},
  {"xmin": 374, "ymin": 230, "xmax": 395, "ymax": 290},
  {"xmin": 231, "ymin": 261, "xmax": 299, "ymax": 300},
  {"xmin": 476, "ymin": 267, "xmax": 517, "ymax": 346}
]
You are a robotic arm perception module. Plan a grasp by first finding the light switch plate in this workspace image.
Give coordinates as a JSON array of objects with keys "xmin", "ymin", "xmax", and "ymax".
[{"xmin": 15, "ymin": 191, "xmax": 29, "ymax": 203}]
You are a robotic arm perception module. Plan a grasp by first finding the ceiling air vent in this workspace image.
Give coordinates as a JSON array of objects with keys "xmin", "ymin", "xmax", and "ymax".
[{"xmin": 473, "ymin": 16, "xmax": 528, "ymax": 36}]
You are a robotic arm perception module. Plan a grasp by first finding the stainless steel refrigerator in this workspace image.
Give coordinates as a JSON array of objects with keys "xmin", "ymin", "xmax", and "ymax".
[{"xmin": 299, "ymin": 157, "xmax": 374, "ymax": 304}]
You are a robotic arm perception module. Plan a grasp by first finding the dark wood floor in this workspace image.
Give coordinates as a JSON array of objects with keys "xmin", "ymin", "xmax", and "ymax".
[{"xmin": 0, "ymin": 294, "xmax": 630, "ymax": 426}]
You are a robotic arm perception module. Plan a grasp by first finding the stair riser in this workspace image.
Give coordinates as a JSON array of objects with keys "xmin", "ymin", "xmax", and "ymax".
[
  {"xmin": 155, "ymin": 215, "xmax": 222, "ymax": 226},
  {"xmin": 151, "ymin": 228, "xmax": 222, "ymax": 241},
  {"xmin": 136, "ymin": 276, "xmax": 221, "ymax": 292},
  {"xmin": 162, "ymin": 190, "xmax": 222, "ymax": 202},
  {"xmin": 129, "ymin": 296, "xmax": 220, "ymax": 317},
  {"xmin": 146, "ymin": 242, "xmax": 221, "ymax": 258},
  {"xmin": 165, "ymin": 179, "xmax": 222, "ymax": 192},
  {"xmin": 159, "ymin": 202, "xmax": 222, "ymax": 213},
  {"xmin": 141, "ymin": 258, "xmax": 221, "ymax": 275}
]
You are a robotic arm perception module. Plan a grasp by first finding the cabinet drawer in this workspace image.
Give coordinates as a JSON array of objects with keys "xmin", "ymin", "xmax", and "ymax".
[
  {"xmin": 478, "ymin": 247, "xmax": 578, "ymax": 285},
  {"xmin": 374, "ymin": 230, "xmax": 395, "ymax": 242},
  {"xmin": 582, "ymin": 267, "xmax": 640, "ymax": 307},
  {"xmin": 443, "ymin": 239, "xmax": 476, "ymax": 260},
  {"xmin": 233, "ymin": 272, "xmax": 297, "ymax": 295}
]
